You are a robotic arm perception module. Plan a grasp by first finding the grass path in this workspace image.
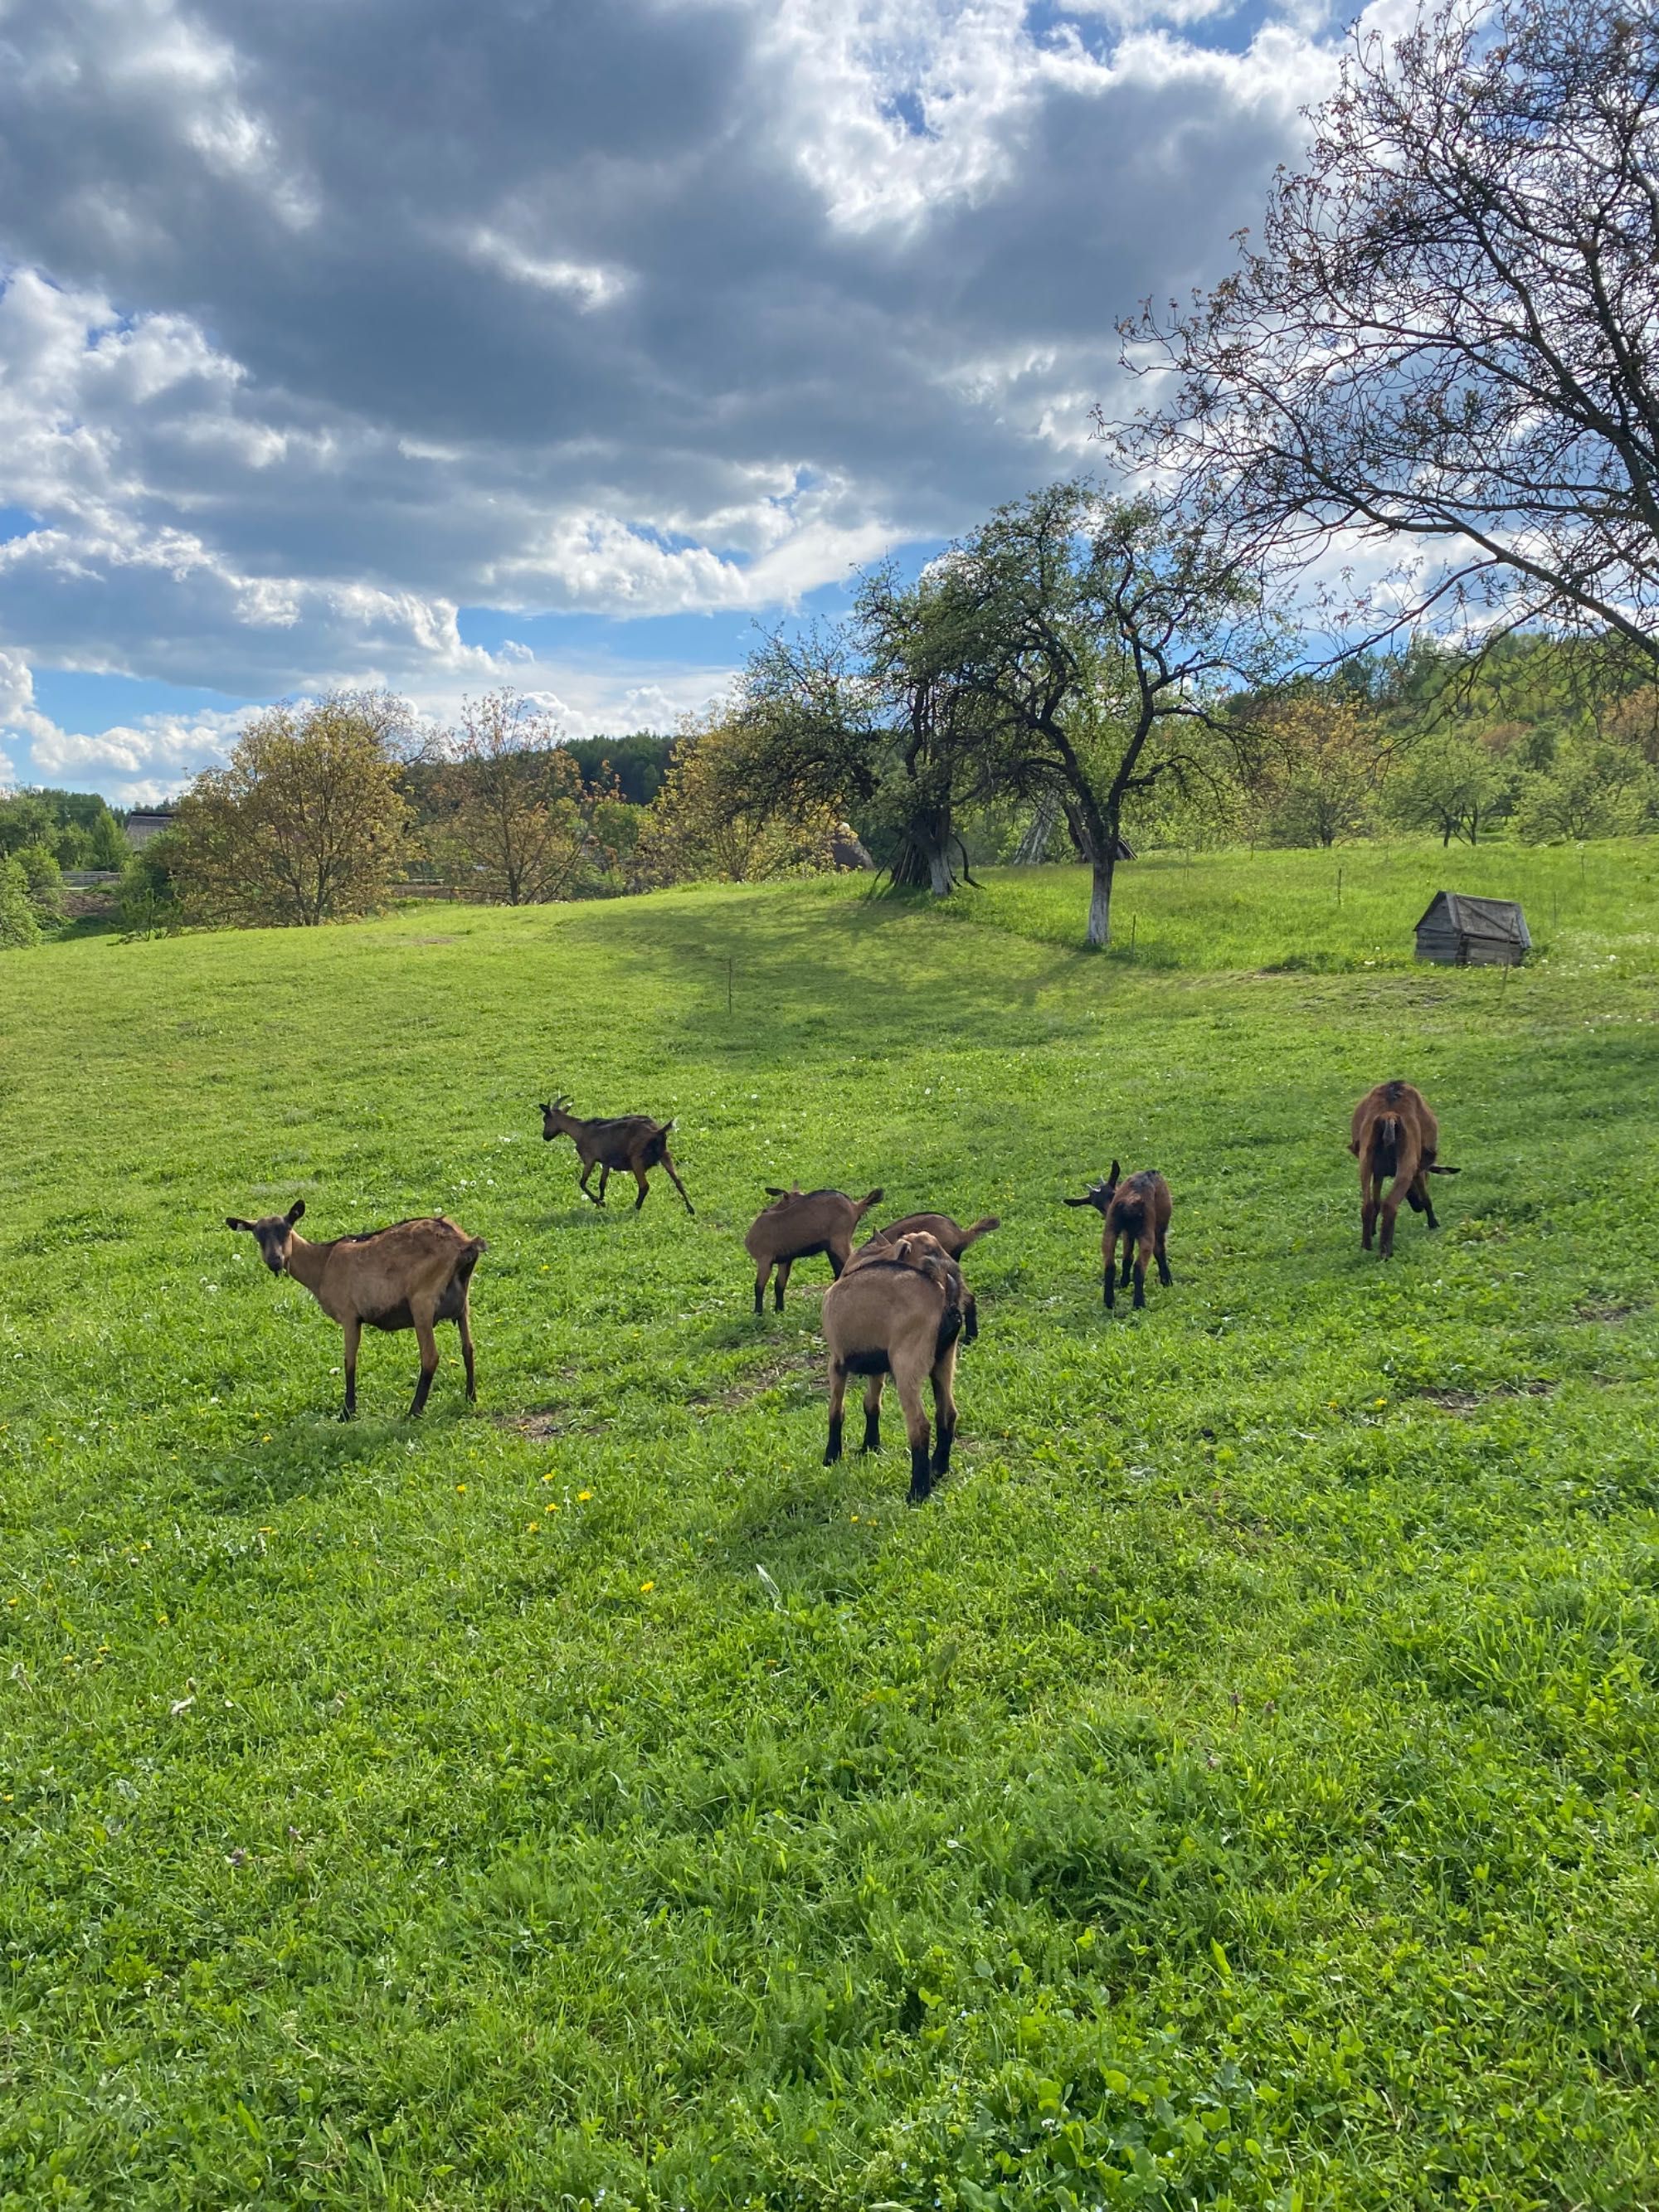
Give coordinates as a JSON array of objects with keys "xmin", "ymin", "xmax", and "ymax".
[{"xmin": 2, "ymin": 852, "xmax": 1657, "ymax": 2209}]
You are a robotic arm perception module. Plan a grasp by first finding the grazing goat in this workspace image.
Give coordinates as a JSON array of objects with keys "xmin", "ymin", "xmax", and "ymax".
[
  {"xmin": 1349, "ymin": 1080, "xmax": 1458, "ymax": 1257},
  {"xmin": 224, "ymin": 1201, "xmax": 486, "ymax": 1418},
  {"xmin": 822, "ymin": 1231, "xmax": 966, "ymax": 1504},
  {"xmin": 864, "ymin": 1210, "xmax": 1000, "ymax": 1261},
  {"xmin": 1065, "ymin": 1161, "xmax": 1173, "ymax": 1310},
  {"xmin": 538, "ymin": 1095, "xmax": 693, "ymax": 1214},
  {"xmin": 744, "ymin": 1184, "xmax": 883, "ymax": 1313}
]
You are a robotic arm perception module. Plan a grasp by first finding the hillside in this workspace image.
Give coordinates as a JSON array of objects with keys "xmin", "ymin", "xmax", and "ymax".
[{"xmin": 2, "ymin": 848, "xmax": 1657, "ymax": 2210}]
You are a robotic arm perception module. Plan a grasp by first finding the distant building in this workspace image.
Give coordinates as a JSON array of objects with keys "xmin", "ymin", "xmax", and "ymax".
[
  {"xmin": 124, "ymin": 809, "xmax": 178, "ymax": 849},
  {"xmin": 1414, "ymin": 890, "xmax": 1530, "ymax": 966}
]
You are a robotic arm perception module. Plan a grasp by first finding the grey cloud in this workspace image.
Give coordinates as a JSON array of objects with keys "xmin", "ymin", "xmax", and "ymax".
[{"xmin": 0, "ymin": 0, "xmax": 1335, "ymax": 790}]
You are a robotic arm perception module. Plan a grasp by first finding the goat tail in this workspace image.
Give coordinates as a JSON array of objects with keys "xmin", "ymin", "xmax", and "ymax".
[
  {"xmin": 460, "ymin": 1237, "xmax": 489, "ymax": 1266},
  {"xmin": 958, "ymin": 1216, "xmax": 1000, "ymax": 1250},
  {"xmin": 936, "ymin": 1302, "xmax": 965, "ymax": 1360},
  {"xmin": 853, "ymin": 1187, "xmax": 885, "ymax": 1219},
  {"xmin": 1371, "ymin": 1116, "xmax": 1400, "ymax": 1178}
]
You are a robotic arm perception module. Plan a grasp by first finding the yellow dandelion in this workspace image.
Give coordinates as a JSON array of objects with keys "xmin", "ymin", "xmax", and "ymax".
[
  {"xmin": 545, "ymin": 1504, "xmax": 558, "ymax": 1514},
  {"xmin": 526, "ymin": 1522, "xmax": 541, "ymax": 1534},
  {"xmin": 541, "ymin": 1472, "xmax": 556, "ymax": 1483},
  {"xmin": 640, "ymin": 1579, "xmax": 655, "ymax": 1593},
  {"xmin": 455, "ymin": 1483, "xmax": 466, "ymax": 1493},
  {"xmin": 578, "ymin": 1489, "xmax": 593, "ymax": 1501}
]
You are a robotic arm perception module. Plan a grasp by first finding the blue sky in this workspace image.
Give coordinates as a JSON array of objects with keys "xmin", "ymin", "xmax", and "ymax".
[{"xmin": 0, "ymin": 0, "xmax": 1349, "ymax": 801}]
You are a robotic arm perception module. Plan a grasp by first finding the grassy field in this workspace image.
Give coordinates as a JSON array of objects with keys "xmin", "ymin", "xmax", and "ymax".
[{"xmin": 2, "ymin": 843, "xmax": 1657, "ymax": 2210}]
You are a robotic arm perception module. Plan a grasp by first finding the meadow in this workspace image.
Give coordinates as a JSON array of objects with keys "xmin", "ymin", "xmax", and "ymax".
[{"xmin": 2, "ymin": 843, "xmax": 1657, "ymax": 2210}]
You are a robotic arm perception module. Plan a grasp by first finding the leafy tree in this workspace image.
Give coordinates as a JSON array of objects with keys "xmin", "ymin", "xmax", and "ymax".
[
  {"xmin": 558, "ymin": 732, "xmax": 674, "ymax": 806},
  {"xmin": 431, "ymin": 691, "xmax": 591, "ymax": 905},
  {"xmin": 1255, "ymin": 691, "xmax": 1382, "ymax": 848},
  {"xmin": 171, "ymin": 693, "xmax": 411, "ymax": 927},
  {"xmin": 12, "ymin": 843, "xmax": 65, "ymax": 924},
  {"xmin": 0, "ymin": 792, "xmax": 55, "ymax": 858},
  {"xmin": 1515, "ymin": 741, "xmax": 1657, "ymax": 843},
  {"xmin": 1386, "ymin": 734, "xmax": 1516, "ymax": 845},
  {"xmin": 941, "ymin": 483, "xmax": 1284, "ymax": 946},
  {"xmin": 635, "ymin": 708, "xmax": 839, "ymax": 885},
  {"xmin": 727, "ymin": 570, "xmax": 1000, "ymax": 898},
  {"xmin": 117, "ymin": 835, "xmax": 184, "ymax": 939},
  {"xmin": 1119, "ymin": 0, "xmax": 1659, "ymax": 665},
  {"xmin": 0, "ymin": 853, "xmax": 42, "ymax": 949}
]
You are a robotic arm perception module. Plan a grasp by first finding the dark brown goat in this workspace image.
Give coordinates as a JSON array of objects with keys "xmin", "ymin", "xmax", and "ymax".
[
  {"xmin": 1349, "ymin": 1080, "xmax": 1458, "ymax": 1257},
  {"xmin": 822, "ymin": 1230, "xmax": 966, "ymax": 1504},
  {"xmin": 538, "ymin": 1095, "xmax": 693, "ymax": 1213},
  {"xmin": 224, "ymin": 1201, "xmax": 486, "ymax": 1418},
  {"xmin": 864, "ymin": 1210, "xmax": 1000, "ymax": 1261},
  {"xmin": 1065, "ymin": 1161, "xmax": 1173, "ymax": 1310},
  {"xmin": 743, "ymin": 1184, "xmax": 883, "ymax": 1312}
]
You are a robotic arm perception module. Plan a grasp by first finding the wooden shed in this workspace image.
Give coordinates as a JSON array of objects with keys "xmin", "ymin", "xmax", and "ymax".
[{"xmin": 1414, "ymin": 890, "xmax": 1530, "ymax": 966}]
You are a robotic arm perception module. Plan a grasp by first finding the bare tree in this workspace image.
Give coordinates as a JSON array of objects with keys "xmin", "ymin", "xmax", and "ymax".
[
  {"xmin": 1117, "ymin": 0, "xmax": 1659, "ymax": 665},
  {"xmin": 433, "ymin": 690, "xmax": 589, "ymax": 905}
]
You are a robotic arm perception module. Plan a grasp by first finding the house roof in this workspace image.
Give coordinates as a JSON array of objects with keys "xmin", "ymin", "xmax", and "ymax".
[{"xmin": 1415, "ymin": 891, "xmax": 1530, "ymax": 945}]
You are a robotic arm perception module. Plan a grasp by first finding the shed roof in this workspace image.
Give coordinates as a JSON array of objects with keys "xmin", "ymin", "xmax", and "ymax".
[{"xmin": 1415, "ymin": 891, "xmax": 1530, "ymax": 946}]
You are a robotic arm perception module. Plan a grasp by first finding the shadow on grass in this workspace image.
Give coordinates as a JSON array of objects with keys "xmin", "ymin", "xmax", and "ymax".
[{"xmin": 195, "ymin": 1403, "xmax": 478, "ymax": 1510}]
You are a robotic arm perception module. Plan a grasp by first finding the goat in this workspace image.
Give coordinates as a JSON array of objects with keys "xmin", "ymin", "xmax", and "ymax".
[
  {"xmin": 1064, "ymin": 1161, "xmax": 1173, "ymax": 1310},
  {"xmin": 844, "ymin": 1226, "xmax": 979, "ymax": 1342},
  {"xmin": 224, "ymin": 1200, "xmax": 486, "ymax": 1418},
  {"xmin": 1349, "ymin": 1080, "xmax": 1459, "ymax": 1257},
  {"xmin": 538, "ymin": 1095, "xmax": 693, "ymax": 1214},
  {"xmin": 864, "ymin": 1210, "xmax": 1000, "ymax": 1261},
  {"xmin": 822, "ymin": 1230, "xmax": 966, "ymax": 1504},
  {"xmin": 743, "ymin": 1184, "xmax": 883, "ymax": 1313}
]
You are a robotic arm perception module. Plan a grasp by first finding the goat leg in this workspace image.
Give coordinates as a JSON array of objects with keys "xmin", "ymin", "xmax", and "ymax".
[
  {"xmin": 1103, "ymin": 1232, "xmax": 1117, "ymax": 1310},
  {"xmin": 579, "ymin": 1161, "xmax": 602, "ymax": 1206},
  {"xmin": 339, "ymin": 1315, "xmax": 361, "ymax": 1422},
  {"xmin": 458, "ymin": 1305, "xmax": 477, "ymax": 1403},
  {"xmin": 825, "ymin": 1361, "xmax": 848, "ymax": 1464},
  {"xmin": 661, "ymin": 1156, "xmax": 695, "ymax": 1216},
  {"xmin": 407, "ymin": 1313, "xmax": 440, "ymax": 1417},
  {"xmin": 632, "ymin": 1169, "xmax": 649, "ymax": 1209},
  {"xmin": 861, "ymin": 1376, "xmax": 883, "ymax": 1455},
  {"xmin": 1132, "ymin": 1249, "xmax": 1148, "ymax": 1308},
  {"xmin": 1155, "ymin": 1232, "xmax": 1173, "ymax": 1287}
]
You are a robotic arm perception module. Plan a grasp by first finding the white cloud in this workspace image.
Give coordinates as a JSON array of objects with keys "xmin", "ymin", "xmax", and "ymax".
[{"xmin": 0, "ymin": 0, "xmax": 1343, "ymax": 795}]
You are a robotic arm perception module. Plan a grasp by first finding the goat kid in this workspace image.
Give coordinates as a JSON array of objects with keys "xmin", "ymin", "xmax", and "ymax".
[
  {"xmin": 822, "ymin": 1230, "xmax": 966, "ymax": 1504},
  {"xmin": 225, "ymin": 1200, "xmax": 486, "ymax": 1418},
  {"xmin": 538, "ymin": 1095, "xmax": 693, "ymax": 1213},
  {"xmin": 845, "ymin": 1226, "xmax": 979, "ymax": 1342},
  {"xmin": 1065, "ymin": 1162, "xmax": 1173, "ymax": 1310},
  {"xmin": 1349, "ymin": 1080, "xmax": 1458, "ymax": 1257},
  {"xmin": 864, "ymin": 1210, "xmax": 999, "ymax": 1261},
  {"xmin": 744, "ymin": 1184, "xmax": 883, "ymax": 1313}
]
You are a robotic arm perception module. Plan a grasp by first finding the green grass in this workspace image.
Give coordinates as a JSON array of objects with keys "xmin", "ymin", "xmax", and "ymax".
[
  {"xmin": 2, "ymin": 847, "xmax": 1657, "ymax": 2210},
  {"xmin": 940, "ymin": 837, "xmax": 1659, "ymax": 975}
]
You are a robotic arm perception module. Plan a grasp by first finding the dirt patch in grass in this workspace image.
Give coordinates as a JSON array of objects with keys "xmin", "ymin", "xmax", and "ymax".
[
  {"xmin": 693, "ymin": 1348, "xmax": 821, "ymax": 1412},
  {"xmin": 1574, "ymin": 1300, "xmax": 1637, "ymax": 1325},
  {"xmin": 497, "ymin": 1409, "xmax": 611, "ymax": 1439},
  {"xmin": 1419, "ymin": 1380, "xmax": 1556, "ymax": 1414}
]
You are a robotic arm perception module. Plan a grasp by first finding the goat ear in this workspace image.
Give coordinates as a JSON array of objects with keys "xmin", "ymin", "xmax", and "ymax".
[
  {"xmin": 225, "ymin": 1216, "xmax": 251, "ymax": 1232},
  {"xmin": 286, "ymin": 1199, "xmax": 306, "ymax": 1224},
  {"xmin": 538, "ymin": 1101, "xmax": 551, "ymax": 1114},
  {"xmin": 1107, "ymin": 1160, "xmax": 1120, "ymax": 1184},
  {"xmin": 763, "ymin": 1185, "xmax": 787, "ymax": 1198},
  {"xmin": 1062, "ymin": 1195, "xmax": 1090, "ymax": 1208}
]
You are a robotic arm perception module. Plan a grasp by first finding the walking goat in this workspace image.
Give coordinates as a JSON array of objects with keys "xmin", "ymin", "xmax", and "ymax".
[
  {"xmin": 1064, "ymin": 1162, "xmax": 1173, "ymax": 1310},
  {"xmin": 538, "ymin": 1096, "xmax": 693, "ymax": 1213},
  {"xmin": 822, "ymin": 1230, "xmax": 966, "ymax": 1504},
  {"xmin": 1350, "ymin": 1081, "xmax": 1458, "ymax": 1257},
  {"xmin": 224, "ymin": 1201, "xmax": 486, "ymax": 1418},
  {"xmin": 744, "ymin": 1184, "xmax": 883, "ymax": 1313}
]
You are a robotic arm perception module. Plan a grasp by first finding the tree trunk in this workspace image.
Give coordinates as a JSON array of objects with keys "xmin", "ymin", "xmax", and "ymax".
[
  {"xmin": 927, "ymin": 843, "xmax": 954, "ymax": 897},
  {"xmin": 1087, "ymin": 858, "xmax": 1115, "ymax": 949}
]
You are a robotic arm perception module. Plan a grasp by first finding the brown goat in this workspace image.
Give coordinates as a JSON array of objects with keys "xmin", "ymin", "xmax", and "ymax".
[
  {"xmin": 224, "ymin": 1200, "xmax": 486, "ymax": 1418},
  {"xmin": 1065, "ymin": 1161, "xmax": 1173, "ymax": 1310},
  {"xmin": 822, "ymin": 1231, "xmax": 966, "ymax": 1504},
  {"xmin": 744, "ymin": 1184, "xmax": 883, "ymax": 1313},
  {"xmin": 1350, "ymin": 1080, "xmax": 1458, "ymax": 1257},
  {"xmin": 538, "ymin": 1095, "xmax": 693, "ymax": 1213},
  {"xmin": 864, "ymin": 1210, "xmax": 1000, "ymax": 1261},
  {"xmin": 844, "ymin": 1226, "xmax": 979, "ymax": 1342}
]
